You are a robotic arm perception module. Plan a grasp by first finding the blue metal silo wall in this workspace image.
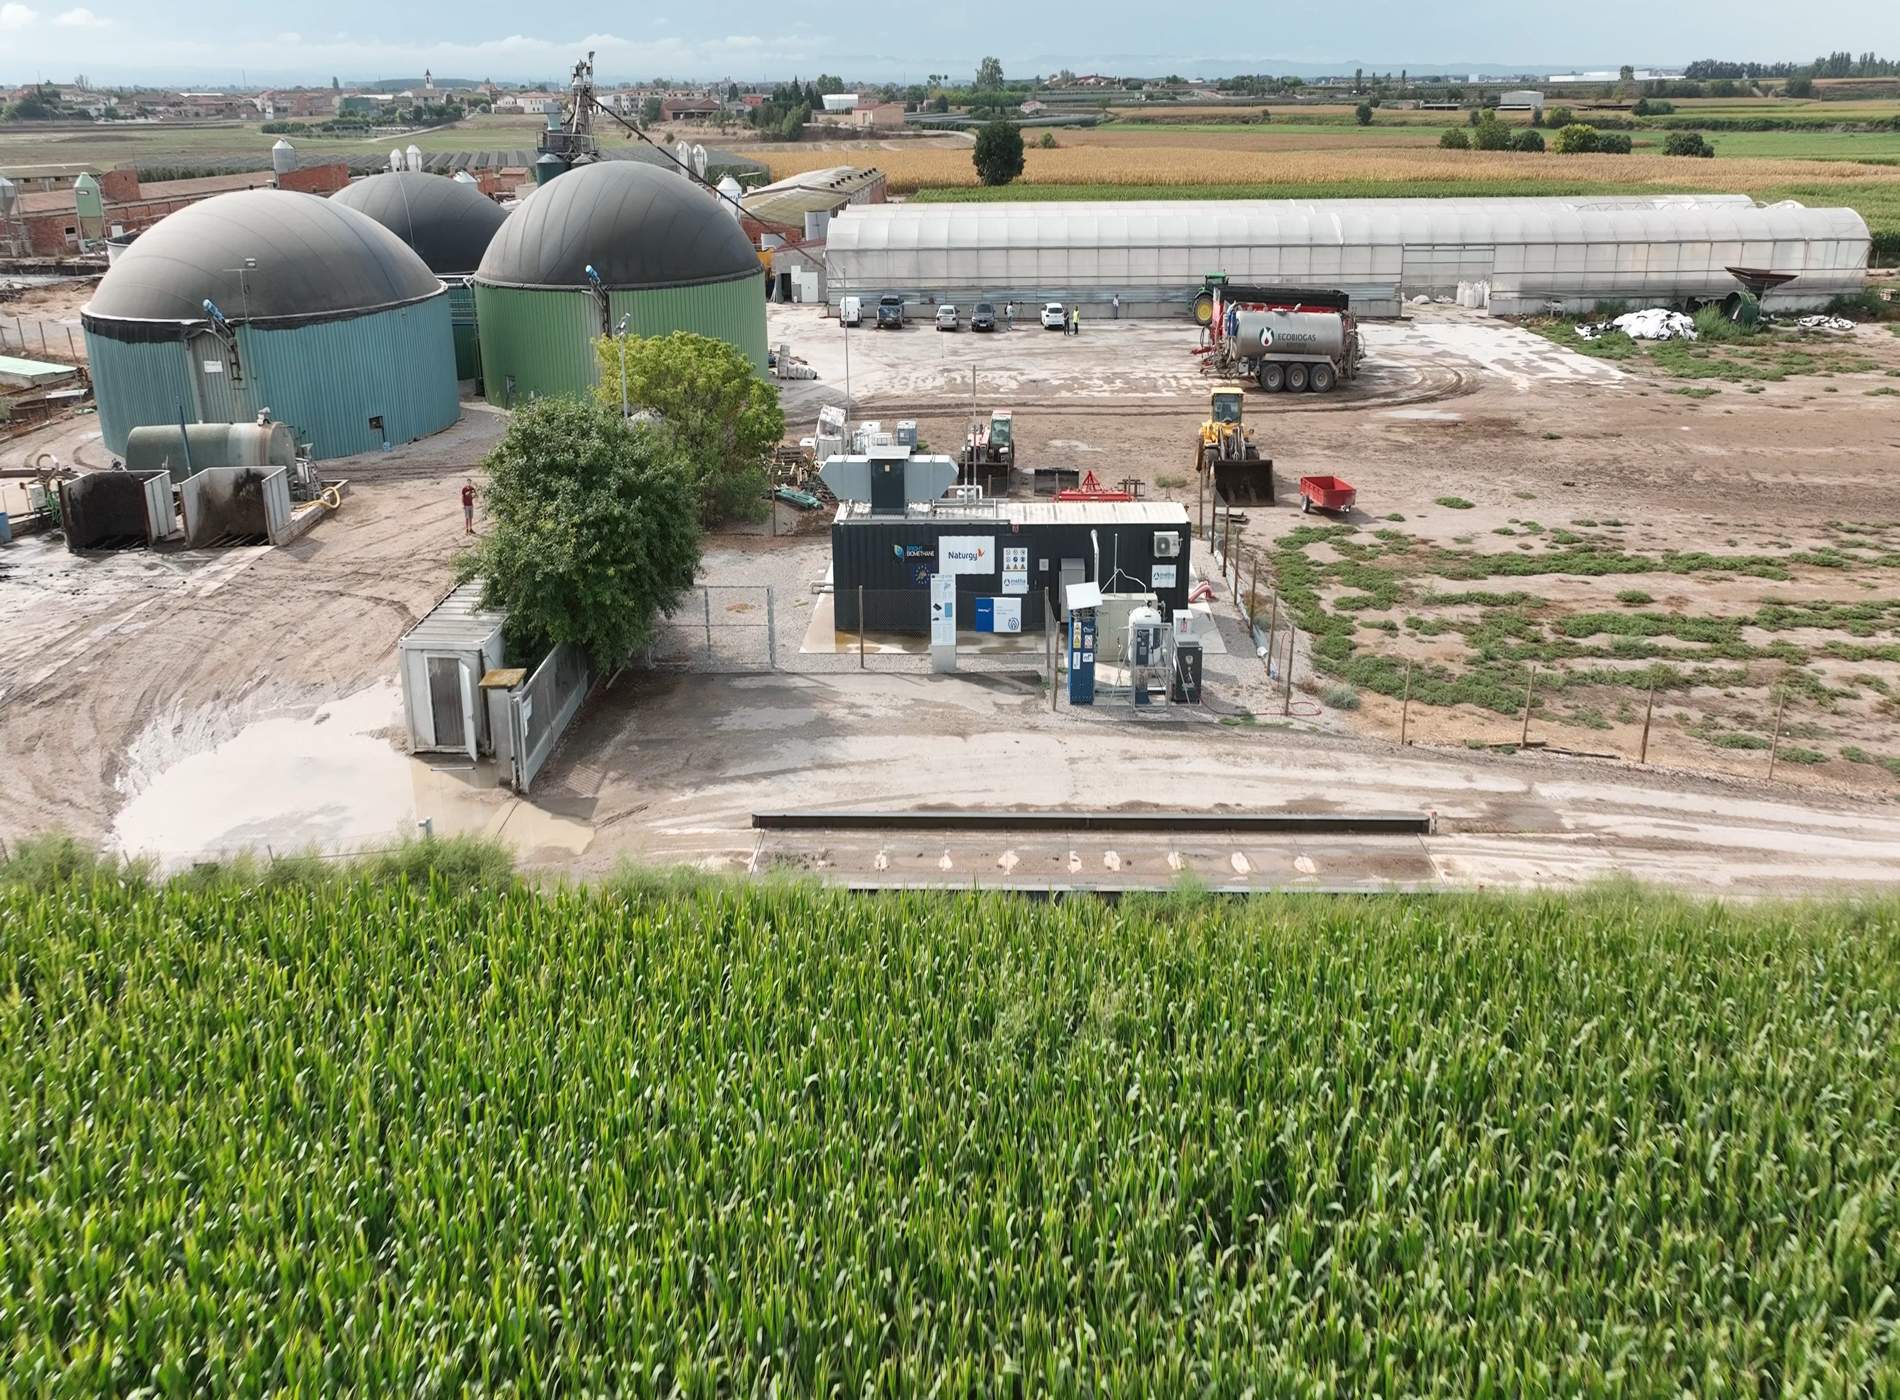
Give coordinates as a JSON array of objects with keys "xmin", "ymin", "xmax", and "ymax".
[
  {"xmin": 240, "ymin": 293, "xmax": 459, "ymax": 459},
  {"xmin": 84, "ymin": 332, "xmax": 199, "ymax": 455},
  {"xmin": 476, "ymin": 271, "xmax": 769, "ymax": 407}
]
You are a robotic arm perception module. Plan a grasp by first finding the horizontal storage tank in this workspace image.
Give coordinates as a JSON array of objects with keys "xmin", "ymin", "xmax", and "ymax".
[
  {"xmin": 474, "ymin": 160, "xmax": 767, "ymax": 405},
  {"xmin": 124, "ymin": 419, "xmax": 297, "ymax": 481},
  {"xmin": 1232, "ymin": 309, "xmax": 1348, "ymax": 358},
  {"xmin": 81, "ymin": 189, "xmax": 459, "ymax": 460},
  {"xmin": 332, "ymin": 171, "xmax": 509, "ymax": 381}
]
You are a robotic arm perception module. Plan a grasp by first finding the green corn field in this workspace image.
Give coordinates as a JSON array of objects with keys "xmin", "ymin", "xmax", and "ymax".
[{"xmin": 2, "ymin": 865, "xmax": 1897, "ymax": 1392}]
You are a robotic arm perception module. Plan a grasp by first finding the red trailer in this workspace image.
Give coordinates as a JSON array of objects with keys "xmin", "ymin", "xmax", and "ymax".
[{"xmin": 1297, "ymin": 475, "xmax": 1356, "ymax": 514}]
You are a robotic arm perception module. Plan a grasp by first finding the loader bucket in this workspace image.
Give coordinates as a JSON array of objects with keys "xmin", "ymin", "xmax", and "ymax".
[{"xmin": 1214, "ymin": 458, "xmax": 1275, "ymax": 507}]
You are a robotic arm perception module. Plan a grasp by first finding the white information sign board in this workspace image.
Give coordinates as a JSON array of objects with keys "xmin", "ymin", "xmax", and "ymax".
[{"xmin": 939, "ymin": 536, "xmax": 996, "ymax": 576}]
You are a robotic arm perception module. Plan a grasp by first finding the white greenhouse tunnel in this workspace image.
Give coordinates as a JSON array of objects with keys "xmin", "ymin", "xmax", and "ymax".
[{"xmin": 822, "ymin": 195, "xmax": 1871, "ymax": 316}]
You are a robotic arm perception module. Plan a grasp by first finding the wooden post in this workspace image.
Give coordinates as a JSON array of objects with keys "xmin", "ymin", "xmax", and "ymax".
[
  {"xmin": 1047, "ymin": 591, "xmax": 1057, "ymax": 712},
  {"xmin": 703, "ymin": 588, "xmax": 713, "ymax": 658},
  {"xmin": 1519, "ymin": 666, "xmax": 1537, "ymax": 747},
  {"xmin": 1638, "ymin": 678, "xmax": 1656, "ymax": 764},
  {"xmin": 1400, "ymin": 659, "xmax": 1413, "ymax": 746},
  {"xmin": 765, "ymin": 587, "xmax": 777, "ymax": 671},
  {"xmin": 1766, "ymin": 691, "xmax": 1787, "ymax": 780},
  {"xmin": 1247, "ymin": 555, "xmax": 1258, "ymax": 623},
  {"xmin": 1264, "ymin": 593, "xmax": 1278, "ymax": 665},
  {"xmin": 858, "ymin": 585, "xmax": 866, "ymax": 669},
  {"xmin": 1282, "ymin": 630, "xmax": 1294, "ymax": 716}
]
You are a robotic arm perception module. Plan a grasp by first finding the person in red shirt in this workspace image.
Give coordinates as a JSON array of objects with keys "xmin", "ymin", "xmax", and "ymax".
[{"xmin": 460, "ymin": 479, "xmax": 475, "ymax": 534}]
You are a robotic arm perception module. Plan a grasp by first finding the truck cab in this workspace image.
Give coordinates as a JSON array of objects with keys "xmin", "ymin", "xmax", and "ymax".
[{"xmin": 876, "ymin": 295, "xmax": 905, "ymax": 329}]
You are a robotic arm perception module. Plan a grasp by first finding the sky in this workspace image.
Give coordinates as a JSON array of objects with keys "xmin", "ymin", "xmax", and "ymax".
[{"xmin": 2, "ymin": 0, "xmax": 1896, "ymax": 86}]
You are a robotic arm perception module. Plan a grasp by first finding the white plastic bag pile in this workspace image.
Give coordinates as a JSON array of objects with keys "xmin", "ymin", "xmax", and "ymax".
[
  {"xmin": 1795, "ymin": 314, "xmax": 1857, "ymax": 332},
  {"xmin": 1615, "ymin": 308, "xmax": 1699, "ymax": 341},
  {"xmin": 1575, "ymin": 308, "xmax": 1698, "ymax": 342}
]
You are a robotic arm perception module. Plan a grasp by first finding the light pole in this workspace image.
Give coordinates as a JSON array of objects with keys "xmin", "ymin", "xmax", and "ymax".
[
  {"xmin": 841, "ymin": 278, "xmax": 851, "ymax": 417},
  {"xmin": 614, "ymin": 312, "xmax": 631, "ymax": 418}
]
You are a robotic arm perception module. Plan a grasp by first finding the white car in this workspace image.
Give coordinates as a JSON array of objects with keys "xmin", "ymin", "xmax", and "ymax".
[
  {"xmin": 1041, "ymin": 302, "xmax": 1068, "ymax": 330},
  {"xmin": 935, "ymin": 304, "xmax": 959, "ymax": 331}
]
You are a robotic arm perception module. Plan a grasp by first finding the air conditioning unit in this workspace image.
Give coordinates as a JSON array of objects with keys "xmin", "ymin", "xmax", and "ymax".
[{"xmin": 1153, "ymin": 531, "xmax": 1181, "ymax": 558}]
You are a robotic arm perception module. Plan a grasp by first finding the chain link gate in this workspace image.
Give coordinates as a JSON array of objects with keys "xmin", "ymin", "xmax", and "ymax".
[{"xmin": 644, "ymin": 585, "xmax": 778, "ymax": 672}]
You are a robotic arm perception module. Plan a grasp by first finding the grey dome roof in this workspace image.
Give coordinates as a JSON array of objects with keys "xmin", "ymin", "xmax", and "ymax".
[
  {"xmin": 476, "ymin": 160, "xmax": 759, "ymax": 291},
  {"xmin": 330, "ymin": 171, "xmax": 508, "ymax": 275},
  {"xmin": 83, "ymin": 189, "xmax": 443, "ymax": 326}
]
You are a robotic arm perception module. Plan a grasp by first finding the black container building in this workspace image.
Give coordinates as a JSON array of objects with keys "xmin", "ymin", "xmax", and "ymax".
[{"xmin": 831, "ymin": 498, "xmax": 1193, "ymax": 634}]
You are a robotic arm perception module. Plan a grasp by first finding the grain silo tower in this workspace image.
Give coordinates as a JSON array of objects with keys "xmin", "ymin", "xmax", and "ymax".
[
  {"xmin": 474, "ymin": 159, "xmax": 766, "ymax": 405},
  {"xmin": 81, "ymin": 189, "xmax": 459, "ymax": 460},
  {"xmin": 331, "ymin": 171, "xmax": 508, "ymax": 382}
]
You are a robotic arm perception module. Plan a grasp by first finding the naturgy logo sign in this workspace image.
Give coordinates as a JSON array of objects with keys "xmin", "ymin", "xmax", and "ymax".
[{"xmin": 938, "ymin": 536, "xmax": 995, "ymax": 576}]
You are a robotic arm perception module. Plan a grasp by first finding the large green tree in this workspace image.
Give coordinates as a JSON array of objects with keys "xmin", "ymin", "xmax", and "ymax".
[
  {"xmin": 458, "ymin": 398, "xmax": 701, "ymax": 665},
  {"xmin": 972, "ymin": 118, "xmax": 1026, "ymax": 187},
  {"xmin": 594, "ymin": 331, "xmax": 781, "ymax": 526},
  {"xmin": 975, "ymin": 56, "xmax": 1005, "ymax": 89}
]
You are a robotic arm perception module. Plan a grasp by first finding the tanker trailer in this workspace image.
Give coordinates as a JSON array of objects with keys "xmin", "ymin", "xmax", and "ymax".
[{"xmin": 1231, "ymin": 307, "xmax": 1362, "ymax": 393}]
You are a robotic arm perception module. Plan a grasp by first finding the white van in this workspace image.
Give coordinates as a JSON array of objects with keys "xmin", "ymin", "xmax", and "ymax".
[{"xmin": 839, "ymin": 295, "xmax": 863, "ymax": 326}]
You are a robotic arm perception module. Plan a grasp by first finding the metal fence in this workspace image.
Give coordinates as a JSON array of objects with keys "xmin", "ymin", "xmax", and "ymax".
[
  {"xmin": 0, "ymin": 316, "xmax": 87, "ymax": 365},
  {"xmin": 645, "ymin": 585, "xmax": 778, "ymax": 672},
  {"xmin": 506, "ymin": 641, "xmax": 593, "ymax": 794}
]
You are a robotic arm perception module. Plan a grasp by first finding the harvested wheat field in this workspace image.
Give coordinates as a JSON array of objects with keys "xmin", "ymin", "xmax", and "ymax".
[{"xmin": 739, "ymin": 141, "xmax": 1900, "ymax": 196}]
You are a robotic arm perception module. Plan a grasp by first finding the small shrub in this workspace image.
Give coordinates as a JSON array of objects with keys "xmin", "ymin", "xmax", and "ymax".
[
  {"xmin": 1615, "ymin": 589, "xmax": 1654, "ymax": 605},
  {"xmin": 0, "ymin": 833, "xmax": 149, "ymax": 890},
  {"xmin": 1663, "ymin": 131, "xmax": 1715, "ymax": 158},
  {"xmin": 1438, "ymin": 127, "xmax": 1470, "ymax": 150},
  {"xmin": 1596, "ymin": 132, "xmax": 1633, "ymax": 154},
  {"xmin": 1840, "ymin": 745, "xmax": 1873, "ymax": 764},
  {"xmin": 1511, "ymin": 128, "xmax": 1545, "ymax": 153},
  {"xmin": 1778, "ymin": 746, "xmax": 1826, "ymax": 766},
  {"xmin": 1038, "ymin": 131, "xmax": 1057, "ymax": 149},
  {"xmin": 1712, "ymin": 732, "xmax": 1770, "ymax": 751},
  {"xmin": 1322, "ymin": 683, "xmax": 1361, "ymax": 711},
  {"xmin": 1553, "ymin": 123, "xmax": 1600, "ymax": 154},
  {"xmin": 358, "ymin": 834, "xmax": 517, "ymax": 891},
  {"xmin": 1472, "ymin": 115, "xmax": 1511, "ymax": 151},
  {"xmin": 1435, "ymin": 496, "xmax": 1476, "ymax": 510}
]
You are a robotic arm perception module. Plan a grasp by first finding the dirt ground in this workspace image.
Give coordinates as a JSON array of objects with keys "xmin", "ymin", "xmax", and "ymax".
[
  {"xmin": 767, "ymin": 300, "xmax": 1900, "ymax": 796},
  {"xmin": 3, "ymin": 301, "xmax": 1899, "ymax": 889}
]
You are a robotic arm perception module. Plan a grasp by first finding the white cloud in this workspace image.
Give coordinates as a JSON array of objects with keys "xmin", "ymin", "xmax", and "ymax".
[
  {"xmin": 0, "ymin": 3, "xmax": 39, "ymax": 31},
  {"xmin": 53, "ymin": 5, "xmax": 109, "ymax": 25}
]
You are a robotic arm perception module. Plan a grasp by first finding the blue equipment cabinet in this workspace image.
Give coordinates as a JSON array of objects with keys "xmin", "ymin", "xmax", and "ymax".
[{"xmin": 1067, "ymin": 609, "xmax": 1097, "ymax": 705}]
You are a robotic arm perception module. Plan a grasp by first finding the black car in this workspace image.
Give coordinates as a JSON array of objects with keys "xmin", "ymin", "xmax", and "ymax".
[
  {"xmin": 971, "ymin": 302, "xmax": 997, "ymax": 332},
  {"xmin": 875, "ymin": 295, "xmax": 905, "ymax": 329}
]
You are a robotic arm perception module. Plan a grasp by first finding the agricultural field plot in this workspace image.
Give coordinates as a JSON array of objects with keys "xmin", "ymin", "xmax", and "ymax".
[
  {"xmin": 0, "ymin": 114, "xmax": 593, "ymax": 172},
  {"xmin": 1261, "ymin": 517, "xmax": 1900, "ymax": 784},
  {"xmin": 740, "ymin": 138, "xmax": 1900, "ymax": 251},
  {"xmin": 743, "ymin": 139, "xmax": 1900, "ymax": 195},
  {"xmin": 4, "ymin": 868, "xmax": 1897, "ymax": 1391}
]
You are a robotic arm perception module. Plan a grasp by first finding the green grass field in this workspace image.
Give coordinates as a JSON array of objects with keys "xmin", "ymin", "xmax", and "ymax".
[
  {"xmin": 3, "ymin": 844, "xmax": 1898, "ymax": 1390},
  {"xmin": 0, "ymin": 115, "xmax": 644, "ymax": 171}
]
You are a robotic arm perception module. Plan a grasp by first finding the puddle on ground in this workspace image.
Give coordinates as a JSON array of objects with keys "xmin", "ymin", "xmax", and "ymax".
[
  {"xmin": 112, "ymin": 682, "xmax": 416, "ymax": 863},
  {"xmin": 1381, "ymin": 408, "xmax": 1464, "ymax": 423}
]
